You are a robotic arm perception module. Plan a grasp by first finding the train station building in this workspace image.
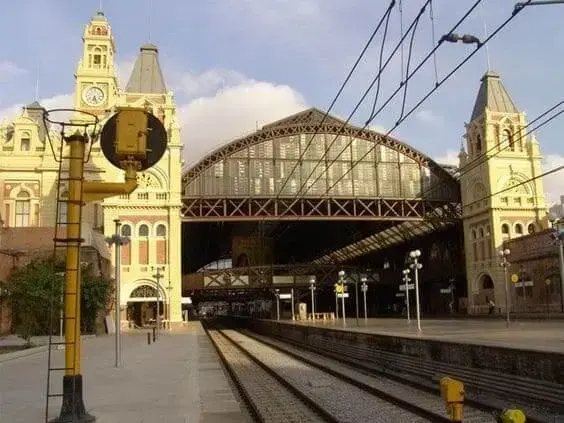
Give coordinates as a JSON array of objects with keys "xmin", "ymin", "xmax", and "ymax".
[{"xmin": 0, "ymin": 10, "xmax": 560, "ymax": 333}]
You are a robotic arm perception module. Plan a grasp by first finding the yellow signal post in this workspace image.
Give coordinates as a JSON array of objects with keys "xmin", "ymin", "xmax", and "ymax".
[
  {"xmin": 52, "ymin": 108, "xmax": 166, "ymax": 423},
  {"xmin": 440, "ymin": 376, "xmax": 465, "ymax": 422}
]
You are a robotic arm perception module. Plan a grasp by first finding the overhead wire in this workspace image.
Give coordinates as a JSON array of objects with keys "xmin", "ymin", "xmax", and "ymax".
[
  {"xmin": 290, "ymin": 0, "xmax": 484, "ymax": 202},
  {"xmin": 313, "ymin": 0, "xmax": 532, "ymax": 200},
  {"xmin": 429, "ymin": 1, "xmax": 440, "ymax": 86},
  {"xmin": 293, "ymin": 0, "xmax": 432, "ymax": 200},
  {"xmin": 399, "ymin": 11, "xmax": 422, "ymax": 121},
  {"xmin": 274, "ymin": 0, "xmax": 397, "ymax": 198},
  {"xmin": 369, "ymin": 6, "xmax": 393, "ymax": 119}
]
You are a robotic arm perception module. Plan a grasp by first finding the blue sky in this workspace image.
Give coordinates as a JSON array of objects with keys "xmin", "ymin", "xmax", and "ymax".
[{"xmin": 1, "ymin": 0, "xmax": 564, "ymax": 201}]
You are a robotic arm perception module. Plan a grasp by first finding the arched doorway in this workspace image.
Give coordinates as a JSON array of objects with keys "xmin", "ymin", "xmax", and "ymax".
[{"xmin": 126, "ymin": 284, "xmax": 167, "ymax": 328}]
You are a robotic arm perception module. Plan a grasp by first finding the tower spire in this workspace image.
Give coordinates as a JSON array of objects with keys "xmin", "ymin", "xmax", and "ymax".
[
  {"xmin": 482, "ymin": 3, "xmax": 491, "ymax": 72},
  {"xmin": 147, "ymin": 0, "xmax": 152, "ymax": 43}
]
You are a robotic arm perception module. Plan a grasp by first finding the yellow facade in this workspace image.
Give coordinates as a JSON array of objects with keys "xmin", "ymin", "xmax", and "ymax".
[
  {"xmin": 460, "ymin": 71, "xmax": 547, "ymax": 313},
  {"xmin": 0, "ymin": 11, "xmax": 184, "ymax": 325}
]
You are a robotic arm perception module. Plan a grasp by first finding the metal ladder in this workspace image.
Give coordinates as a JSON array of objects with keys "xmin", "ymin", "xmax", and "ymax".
[{"xmin": 44, "ymin": 135, "xmax": 86, "ymax": 422}]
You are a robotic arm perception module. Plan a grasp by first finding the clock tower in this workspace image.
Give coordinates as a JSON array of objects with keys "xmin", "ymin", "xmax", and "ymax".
[{"xmin": 73, "ymin": 11, "xmax": 118, "ymax": 114}]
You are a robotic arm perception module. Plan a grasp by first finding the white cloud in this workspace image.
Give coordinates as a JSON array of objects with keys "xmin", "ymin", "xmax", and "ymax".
[
  {"xmin": 177, "ymin": 73, "xmax": 307, "ymax": 165},
  {"xmin": 416, "ymin": 109, "xmax": 444, "ymax": 126},
  {"xmin": 0, "ymin": 94, "xmax": 73, "ymax": 124},
  {"xmin": 177, "ymin": 69, "xmax": 247, "ymax": 100},
  {"xmin": 434, "ymin": 149, "xmax": 460, "ymax": 166},
  {"xmin": 542, "ymin": 154, "xmax": 564, "ymax": 205},
  {"xmin": 0, "ymin": 61, "xmax": 27, "ymax": 82}
]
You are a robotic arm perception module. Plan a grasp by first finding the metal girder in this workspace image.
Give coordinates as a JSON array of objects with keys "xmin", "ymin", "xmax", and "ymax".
[
  {"xmin": 183, "ymin": 263, "xmax": 373, "ymax": 291},
  {"xmin": 181, "ymin": 197, "xmax": 452, "ymax": 221},
  {"xmin": 182, "ymin": 108, "xmax": 456, "ymax": 189}
]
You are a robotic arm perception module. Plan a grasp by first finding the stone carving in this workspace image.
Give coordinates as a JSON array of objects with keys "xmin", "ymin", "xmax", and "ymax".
[
  {"xmin": 136, "ymin": 172, "xmax": 160, "ymax": 189},
  {"xmin": 130, "ymin": 285, "xmax": 157, "ymax": 298}
]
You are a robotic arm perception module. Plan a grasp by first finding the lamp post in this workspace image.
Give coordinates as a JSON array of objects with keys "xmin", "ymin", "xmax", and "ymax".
[
  {"xmin": 402, "ymin": 269, "xmax": 411, "ymax": 324},
  {"xmin": 309, "ymin": 276, "xmax": 316, "ymax": 321},
  {"xmin": 167, "ymin": 280, "xmax": 172, "ymax": 331},
  {"xmin": 105, "ymin": 219, "xmax": 129, "ymax": 368},
  {"xmin": 361, "ymin": 276, "xmax": 368, "ymax": 322},
  {"xmin": 274, "ymin": 289, "xmax": 280, "ymax": 320},
  {"xmin": 338, "ymin": 270, "xmax": 346, "ymax": 326},
  {"xmin": 408, "ymin": 250, "xmax": 423, "ymax": 332},
  {"xmin": 152, "ymin": 266, "xmax": 164, "ymax": 340},
  {"xmin": 498, "ymin": 249, "xmax": 511, "ymax": 327}
]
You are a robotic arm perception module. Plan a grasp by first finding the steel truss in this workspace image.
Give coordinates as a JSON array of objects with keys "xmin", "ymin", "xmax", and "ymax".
[
  {"xmin": 181, "ymin": 196, "xmax": 457, "ymax": 221},
  {"xmin": 184, "ymin": 263, "xmax": 380, "ymax": 291}
]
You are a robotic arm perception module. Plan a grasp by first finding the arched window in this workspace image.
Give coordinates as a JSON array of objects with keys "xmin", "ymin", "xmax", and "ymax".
[
  {"xmin": 471, "ymin": 230, "xmax": 477, "ymax": 240},
  {"xmin": 93, "ymin": 47, "xmax": 102, "ymax": 68},
  {"xmin": 515, "ymin": 223, "xmax": 523, "ymax": 236},
  {"xmin": 121, "ymin": 224, "xmax": 131, "ymax": 237},
  {"xmin": 527, "ymin": 223, "xmax": 536, "ymax": 235},
  {"xmin": 478, "ymin": 228, "xmax": 484, "ymax": 238},
  {"xmin": 501, "ymin": 223, "xmax": 510, "ymax": 238},
  {"xmin": 475, "ymin": 135, "xmax": 482, "ymax": 153},
  {"xmin": 156, "ymin": 224, "xmax": 166, "ymax": 237},
  {"xmin": 138, "ymin": 224, "xmax": 149, "ymax": 237},
  {"xmin": 502, "ymin": 129, "xmax": 513, "ymax": 151},
  {"xmin": 481, "ymin": 274, "xmax": 494, "ymax": 290},
  {"xmin": 15, "ymin": 191, "xmax": 31, "ymax": 227},
  {"xmin": 20, "ymin": 132, "xmax": 30, "ymax": 151}
]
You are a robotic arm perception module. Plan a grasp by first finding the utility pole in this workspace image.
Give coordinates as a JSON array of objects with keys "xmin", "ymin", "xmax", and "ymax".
[
  {"xmin": 408, "ymin": 250, "xmax": 423, "ymax": 332},
  {"xmin": 106, "ymin": 219, "xmax": 129, "ymax": 368},
  {"xmin": 152, "ymin": 266, "xmax": 164, "ymax": 340}
]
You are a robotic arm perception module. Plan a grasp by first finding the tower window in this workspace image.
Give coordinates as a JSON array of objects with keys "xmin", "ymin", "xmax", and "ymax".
[
  {"xmin": 121, "ymin": 224, "xmax": 132, "ymax": 237},
  {"xmin": 502, "ymin": 129, "xmax": 513, "ymax": 151},
  {"xmin": 476, "ymin": 135, "xmax": 482, "ymax": 153},
  {"xmin": 527, "ymin": 223, "xmax": 536, "ymax": 234},
  {"xmin": 156, "ymin": 224, "xmax": 166, "ymax": 237},
  {"xmin": 515, "ymin": 223, "xmax": 523, "ymax": 236}
]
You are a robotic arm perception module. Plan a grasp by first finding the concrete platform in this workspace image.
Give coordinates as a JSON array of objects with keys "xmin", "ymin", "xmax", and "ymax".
[
  {"xmin": 289, "ymin": 317, "xmax": 564, "ymax": 353},
  {"xmin": 0, "ymin": 322, "xmax": 249, "ymax": 423}
]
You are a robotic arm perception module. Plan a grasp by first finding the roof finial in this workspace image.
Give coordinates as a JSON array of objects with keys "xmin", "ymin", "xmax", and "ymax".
[
  {"xmin": 147, "ymin": 0, "xmax": 152, "ymax": 42},
  {"xmin": 35, "ymin": 76, "xmax": 39, "ymax": 102},
  {"xmin": 482, "ymin": 3, "xmax": 491, "ymax": 71}
]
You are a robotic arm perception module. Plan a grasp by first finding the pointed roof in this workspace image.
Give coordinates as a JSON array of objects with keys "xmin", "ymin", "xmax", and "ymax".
[
  {"xmin": 470, "ymin": 71, "xmax": 519, "ymax": 121},
  {"xmin": 262, "ymin": 107, "xmax": 345, "ymax": 130},
  {"xmin": 92, "ymin": 10, "xmax": 108, "ymax": 22},
  {"xmin": 125, "ymin": 43, "xmax": 166, "ymax": 94},
  {"xmin": 25, "ymin": 101, "xmax": 44, "ymax": 110}
]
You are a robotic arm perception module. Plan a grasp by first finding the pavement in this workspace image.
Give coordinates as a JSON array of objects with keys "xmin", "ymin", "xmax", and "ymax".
[
  {"xmin": 290, "ymin": 317, "xmax": 564, "ymax": 353},
  {"xmin": 0, "ymin": 322, "xmax": 250, "ymax": 423}
]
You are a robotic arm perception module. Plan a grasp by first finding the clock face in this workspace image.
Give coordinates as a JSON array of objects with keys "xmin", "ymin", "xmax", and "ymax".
[{"xmin": 83, "ymin": 86, "xmax": 105, "ymax": 106}]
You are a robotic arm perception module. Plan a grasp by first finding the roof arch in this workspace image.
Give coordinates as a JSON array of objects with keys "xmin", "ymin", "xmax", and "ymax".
[{"xmin": 183, "ymin": 108, "xmax": 459, "ymax": 203}]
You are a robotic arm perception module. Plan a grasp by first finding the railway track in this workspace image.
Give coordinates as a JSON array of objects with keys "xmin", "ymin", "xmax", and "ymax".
[{"xmin": 204, "ymin": 322, "xmax": 496, "ymax": 423}]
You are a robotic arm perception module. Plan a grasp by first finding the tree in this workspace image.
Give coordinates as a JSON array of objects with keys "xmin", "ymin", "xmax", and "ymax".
[
  {"xmin": 0, "ymin": 258, "xmax": 113, "ymax": 343},
  {"xmin": 0, "ymin": 258, "xmax": 63, "ymax": 345}
]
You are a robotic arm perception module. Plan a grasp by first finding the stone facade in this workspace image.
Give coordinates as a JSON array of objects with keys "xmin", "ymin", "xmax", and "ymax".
[
  {"xmin": 459, "ymin": 72, "xmax": 549, "ymax": 314},
  {"xmin": 0, "ymin": 11, "xmax": 184, "ymax": 327}
]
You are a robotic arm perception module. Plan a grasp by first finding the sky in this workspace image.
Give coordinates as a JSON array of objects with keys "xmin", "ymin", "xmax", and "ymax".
[{"xmin": 1, "ymin": 0, "xmax": 564, "ymax": 203}]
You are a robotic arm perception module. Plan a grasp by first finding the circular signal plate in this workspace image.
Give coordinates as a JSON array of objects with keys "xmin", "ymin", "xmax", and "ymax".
[{"xmin": 100, "ymin": 110, "xmax": 167, "ymax": 171}]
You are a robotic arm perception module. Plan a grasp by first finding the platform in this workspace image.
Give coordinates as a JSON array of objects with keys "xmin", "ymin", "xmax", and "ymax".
[
  {"xmin": 0, "ymin": 322, "xmax": 249, "ymax": 423},
  {"xmin": 289, "ymin": 317, "xmax": 564, "ymax": 353}
]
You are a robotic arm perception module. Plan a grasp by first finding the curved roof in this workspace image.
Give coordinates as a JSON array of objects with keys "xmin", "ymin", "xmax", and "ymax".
[{"xmin": 184, "ymin": 108, "xmax": 456, "ymax": 183}]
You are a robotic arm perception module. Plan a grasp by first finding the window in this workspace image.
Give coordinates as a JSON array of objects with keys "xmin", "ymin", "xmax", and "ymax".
[
  {"xmin": 501, "ymin": 223, "xmax": 510, "ymax": 238},
  {"xmin": 475, "ymin": 135, "xmax": 482, "ymax": 153},
  {"xmin": 20, "ymin": 133, "xmax": 30, "ymax": 151},
  {"xmin": 527, "ymin": 223, "xmax": 536, "ymax": 235},
  {"xmin": 478, "ymin": 228, "xmax": 484, "ymax": 238},
  {"xmin": 515, "ymin": 223, "xmax": 523, "ymax": 236},
  {"xmin": 156, "ymin": 224, "xmax": 166, "ymax": 237},
  {"xmin": 121, "ymin": 224, "xmax": 131, "ymax": 237},
  {"xmin": 138, "ymin": 224, "xmax": 149, "ymax": 237},
  {"xmin": 15, "ymin": 191, "xmax": 31, "ymax": 227}
]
